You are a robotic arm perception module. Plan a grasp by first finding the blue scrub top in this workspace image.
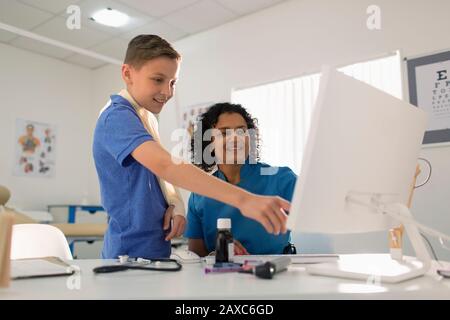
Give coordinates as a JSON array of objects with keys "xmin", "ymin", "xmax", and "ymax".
[
  {"xmin": 93, "ymin": 95, "xmax": 170, "ymax": 259},
  {"xmin": 185, "ymin": 160, "xmax": 297, "ymax": 254}
]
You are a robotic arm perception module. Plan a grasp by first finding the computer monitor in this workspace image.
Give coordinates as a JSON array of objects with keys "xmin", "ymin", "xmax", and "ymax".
[{"xmin": 286, "ymin": 67, "xmax": 432, "ymax": 283}]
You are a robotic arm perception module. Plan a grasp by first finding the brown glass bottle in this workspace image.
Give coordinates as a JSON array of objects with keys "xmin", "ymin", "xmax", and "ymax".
[{"xmin": 215, "ymin": 218, "xmax": 234, "ymax": 263}]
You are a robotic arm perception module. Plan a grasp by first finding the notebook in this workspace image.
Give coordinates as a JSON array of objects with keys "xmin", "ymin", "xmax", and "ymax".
[{"xmin": 11, "ymin": 257, "xmax": 75, "ymax": 280}]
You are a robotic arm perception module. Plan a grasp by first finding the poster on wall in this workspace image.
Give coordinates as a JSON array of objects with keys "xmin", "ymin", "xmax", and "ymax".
[
  {"xmin": 407, "ymin": 50, "xmax": 450, "ymax": 145},
  {"xmin": 14, "ymin": 119, "xmax": 56, "ymax": 178},
  {"xmin": 178, "ymin": 102, "xmax": 213, "ymax": 160},
  {"xmin": 181, "ymin": 102, "xmax": 213, "ymax": 136}
]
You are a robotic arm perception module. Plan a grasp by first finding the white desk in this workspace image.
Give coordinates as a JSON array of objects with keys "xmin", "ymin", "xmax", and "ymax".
[{"xmin": 1, "ymin": 254, "xmax": 449, "ymax": 299}]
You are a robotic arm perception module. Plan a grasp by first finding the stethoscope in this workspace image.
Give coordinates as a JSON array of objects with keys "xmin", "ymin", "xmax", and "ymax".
[{"xmin": 93, "ymin": 256, "xmax": 182, "ymax": 274}]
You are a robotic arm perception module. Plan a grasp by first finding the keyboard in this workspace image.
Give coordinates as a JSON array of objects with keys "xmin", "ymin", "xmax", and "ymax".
[{"xmin": 233, "ymin": 253, "xmax": 339, "ymax": 264}]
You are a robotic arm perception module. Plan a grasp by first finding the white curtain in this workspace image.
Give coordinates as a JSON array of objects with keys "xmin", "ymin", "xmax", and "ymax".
[
  {"xmin": 338, "ymin": 53, "xmax": 403, "ymax": 99},
  {"xmin": 231, "ymin": 53, "xmax": 402, "ymax": 174}
]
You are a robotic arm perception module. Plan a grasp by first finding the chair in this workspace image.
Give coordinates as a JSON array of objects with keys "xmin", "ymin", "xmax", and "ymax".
[
  {"xmin": 11, "ymin": 224, "xmax": 73, "ymax": 260},
  {"xmin": 0, "ymin": 185, "xmax": 11, "ymax": 207},
  {"xmin": 1, "ymin": 184, "xmax": 107, "ymax": 258}
]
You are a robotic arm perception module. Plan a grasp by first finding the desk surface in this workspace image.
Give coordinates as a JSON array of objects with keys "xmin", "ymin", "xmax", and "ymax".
[{"xmin": 1, "ymin": 254, "xmax": 450, "ymax": 300}]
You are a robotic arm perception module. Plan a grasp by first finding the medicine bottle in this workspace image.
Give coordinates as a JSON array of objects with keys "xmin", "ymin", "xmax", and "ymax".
[{"xmin": 215, "ymin": 218, "xmax": 234, "ymax": 263}]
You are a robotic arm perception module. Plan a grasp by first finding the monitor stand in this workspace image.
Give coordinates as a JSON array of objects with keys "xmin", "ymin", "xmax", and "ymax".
[{"xmin": 306, "ymin": 200, "xmax": 432, "ymax": 283}]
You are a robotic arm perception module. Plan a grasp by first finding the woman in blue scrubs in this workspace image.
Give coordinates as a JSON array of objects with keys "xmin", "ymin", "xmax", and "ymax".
[{"xmin": 185, "ymin": 103, "xmax": 298, "ymax": 256}]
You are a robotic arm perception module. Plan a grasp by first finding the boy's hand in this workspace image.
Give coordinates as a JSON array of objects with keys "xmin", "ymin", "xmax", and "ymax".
[
  {"xmin": 238, "ymin": 194, "xmax": 289, "ymax": 235},
  {"xmin": 234, "ymin": 240, "xmax": 249, "ymax": 255},
  {"xmin": 163, "ymin": 205, "xmax": 186, "ymax": 241}
]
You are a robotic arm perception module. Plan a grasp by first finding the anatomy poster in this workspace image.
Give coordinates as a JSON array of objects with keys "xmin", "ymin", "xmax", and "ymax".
[{"xmin": 14, "ymin": 119, "xmax": 56, "ymax": 178}]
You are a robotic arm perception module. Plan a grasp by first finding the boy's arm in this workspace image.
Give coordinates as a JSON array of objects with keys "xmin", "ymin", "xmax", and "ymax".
[{"xmin": 132, "ymin": 141, "xmax": 289, "ymax": 234}]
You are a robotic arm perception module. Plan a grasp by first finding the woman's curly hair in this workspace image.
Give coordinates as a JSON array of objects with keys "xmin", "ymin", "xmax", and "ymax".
[{"xmin": 190, "ymin": 102, "xmax": 261, "ymax": 172}]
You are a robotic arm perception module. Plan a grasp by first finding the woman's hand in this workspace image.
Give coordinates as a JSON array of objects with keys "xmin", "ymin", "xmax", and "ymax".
[
  {"xmin": 234, "ymin": 240, "xmax": 249, "ymax": 255},
  {"xmin": 163, "ymin": 205, "xmax": 186, "ymax": 241}
]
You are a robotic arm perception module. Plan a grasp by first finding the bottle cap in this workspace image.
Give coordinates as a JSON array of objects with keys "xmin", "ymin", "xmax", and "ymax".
[{"xmin": 217, "ymin": 218, "xmax": 231, "ymax": 229}]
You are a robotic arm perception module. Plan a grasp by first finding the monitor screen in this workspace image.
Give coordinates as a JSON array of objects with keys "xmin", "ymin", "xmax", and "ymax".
[{"xmin": 287, "ymin": 67, "xmax": 427, "ymax": 234}]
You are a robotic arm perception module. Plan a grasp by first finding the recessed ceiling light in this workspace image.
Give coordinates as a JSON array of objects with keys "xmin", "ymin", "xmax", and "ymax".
[{"xmin": 91, "ymin": 8, "xmax": 129, "ymax": 28}]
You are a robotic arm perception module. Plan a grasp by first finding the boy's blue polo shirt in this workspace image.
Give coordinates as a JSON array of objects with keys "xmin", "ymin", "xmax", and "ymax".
[
  {"xmin": 93, "ymin": 95, "xmax": 169, "ymax": 259},
  {"xmin": 185, "ymin": 161, "xmax": 297, "ymax": 254}
]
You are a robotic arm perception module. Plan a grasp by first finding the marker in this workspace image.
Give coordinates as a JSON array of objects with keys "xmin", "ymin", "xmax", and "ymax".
[{"xmin": 253, "ymin": 256, "xmax": 291, "ymax": 279}]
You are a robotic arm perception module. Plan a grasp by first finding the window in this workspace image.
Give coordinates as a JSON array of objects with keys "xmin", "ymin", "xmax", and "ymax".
[{"xmin": 231, "ymin": 52, "xmax": 403, "ymax": 173}]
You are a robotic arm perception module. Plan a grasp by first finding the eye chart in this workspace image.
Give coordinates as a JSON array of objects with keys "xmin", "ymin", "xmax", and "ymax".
[{"xmin": 407, "ymin": 50, "xmax": 450, "ymax": 145}]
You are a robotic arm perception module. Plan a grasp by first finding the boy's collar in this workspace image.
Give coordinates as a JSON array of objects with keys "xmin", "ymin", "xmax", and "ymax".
[
  {"xmin": 110, "ymin": 89, "xmax": 140, "ymax": 109},
  {"xmin": 118, "ymin": 89, "xmax": 141, "ymax": 110},
  {"xmin": 110, "ymin": 94, "xmax": 132, "ymax": 108}
]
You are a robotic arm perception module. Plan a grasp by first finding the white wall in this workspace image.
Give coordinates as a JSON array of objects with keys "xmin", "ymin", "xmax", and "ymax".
[
  {"xmin": 172, "ymin": 0, "xmax": 450, "ymax": 104},
  {"xmin": 156, "ymin": 0, "xmax": 450, "ymax": 259},
  {"xmin": 0, "ymin": 43, "xmax": 93, "ymax": 210}
]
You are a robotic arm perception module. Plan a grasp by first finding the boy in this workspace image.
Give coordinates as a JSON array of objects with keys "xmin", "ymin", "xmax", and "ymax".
[{"xmin": 93, "ymin": 35, "xmax": 290, "ymax": 259}]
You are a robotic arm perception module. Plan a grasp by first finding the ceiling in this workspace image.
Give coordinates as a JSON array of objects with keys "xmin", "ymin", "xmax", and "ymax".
[{"xmin": 0, "ymin": 0, "xmax": 286, "ymax": 69}]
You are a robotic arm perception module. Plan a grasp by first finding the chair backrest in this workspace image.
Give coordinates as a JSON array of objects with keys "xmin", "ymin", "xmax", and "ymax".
[
  {"xmin": 0, "ymin": 185, "xmax": 11, "ymax": 206},
  {"xmin": 11, "ymin": 224, "xmax": 73, "ymax": 260}
]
